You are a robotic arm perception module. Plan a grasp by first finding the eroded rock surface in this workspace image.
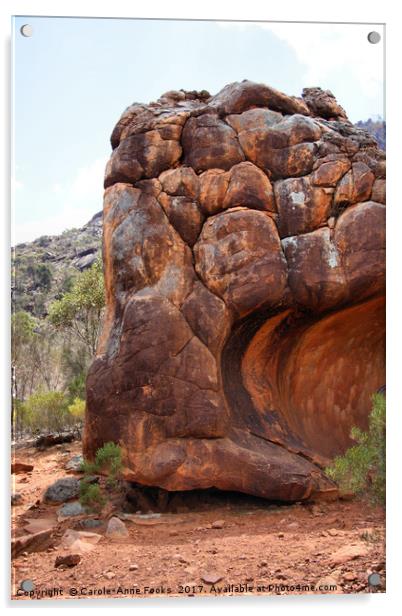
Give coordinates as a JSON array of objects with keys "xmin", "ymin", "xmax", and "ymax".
[{"xmin": 84, "ymin": 80, "xmax": 385, "ymax": 502}]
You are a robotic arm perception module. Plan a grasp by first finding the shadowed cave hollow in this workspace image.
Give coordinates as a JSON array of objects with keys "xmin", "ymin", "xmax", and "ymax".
[
  {"xmin": 223, "ymin": 295, "xmax": 385, "ymax": 462},
  {"xmin": 84, "ymin": 80, "xmax": 386, "ymax": 503}
]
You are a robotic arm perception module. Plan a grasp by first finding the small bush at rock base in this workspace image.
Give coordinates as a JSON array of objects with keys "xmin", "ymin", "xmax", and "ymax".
[
  {"xmin": 80, "ymin": 442, "xmax": 122, "ymax": 482},
  {"xmin": 79, "ymin": 442, "xmax": 123, "ymax": 508},
  {"xmin": 326, "ymin": 393, "xmax": 385, "ymax": 505},
  {"xmin": 79, "ymin": 480, "xmax": 105, "ymax": 513}
]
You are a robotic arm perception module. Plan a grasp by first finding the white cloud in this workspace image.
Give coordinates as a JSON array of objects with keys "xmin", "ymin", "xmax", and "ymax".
[
  {"xmin": 71, "ymin": 157, "xmax": 107, "ymax": 200},
  {"xmin": 218, "ymin": 22, "xmax": 384, "ymax": 120},
  {"xmin": 264, "ymin": 22, "xmax": 383, "ymax": 101}
]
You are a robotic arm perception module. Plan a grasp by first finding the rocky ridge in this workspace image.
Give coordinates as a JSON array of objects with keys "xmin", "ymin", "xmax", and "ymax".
[{"xmin": 12, "ymin": 212, "xmax": 102, "ymax": 316}]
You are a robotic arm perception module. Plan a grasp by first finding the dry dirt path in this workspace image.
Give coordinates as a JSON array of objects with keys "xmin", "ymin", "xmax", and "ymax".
[{"xmin": 11, "ymin": 441, "xmax": 385, "ymax": 600}]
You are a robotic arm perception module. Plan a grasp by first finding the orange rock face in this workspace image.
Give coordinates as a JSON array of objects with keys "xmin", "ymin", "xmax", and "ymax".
[{"xmin": 84, "ymin": 81, "xmax": 385, "ymax": 502}]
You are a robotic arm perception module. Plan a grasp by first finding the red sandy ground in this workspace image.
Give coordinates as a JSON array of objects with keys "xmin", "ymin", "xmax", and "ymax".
[{"xmin": 11, "ymin": 441, "xmax": 385, "ymax": 601}]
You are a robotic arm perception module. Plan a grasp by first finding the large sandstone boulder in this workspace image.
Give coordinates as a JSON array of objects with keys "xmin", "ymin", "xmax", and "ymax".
[{"xmin": 84, "ymin": 80, "xmax": 385, "ymax": 502}]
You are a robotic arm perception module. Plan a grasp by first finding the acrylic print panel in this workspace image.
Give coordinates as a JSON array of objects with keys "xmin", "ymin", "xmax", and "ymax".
[{"xmin": 11, "ymin": 16, "xmax": 385, "ymax": 600}]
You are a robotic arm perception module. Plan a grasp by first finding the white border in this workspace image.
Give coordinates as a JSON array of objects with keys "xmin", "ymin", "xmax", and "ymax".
[{"xmin": 1, "ymin": 1, "xmax": 400, "ymax": 614}]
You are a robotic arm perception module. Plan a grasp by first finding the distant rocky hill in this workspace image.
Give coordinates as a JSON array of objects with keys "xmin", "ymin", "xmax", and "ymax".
[
  {"xmin": 12, "ymin": 212, "xmax": 102, "ymax": 317},
  {"xmin": 355, "ymin": 118, "xmax": 385, "ymax": 151},
  {"xmin": 11, "ymin": 116, "xmax": 384, "ymax": 319}
]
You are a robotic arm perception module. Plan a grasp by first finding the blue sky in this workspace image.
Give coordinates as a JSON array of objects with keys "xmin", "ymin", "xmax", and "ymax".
[{"xmin": 12, "ymin": 17, "xmax": 384, "ymax": 244}]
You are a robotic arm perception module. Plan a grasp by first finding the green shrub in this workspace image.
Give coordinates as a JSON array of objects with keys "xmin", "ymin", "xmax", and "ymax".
[
  {"xmin": 78, "ymin": 443, "xmax": 123, "ymax": 509},
  {"xmin": 79, "ymin": 442, "xmax": 123, "ymax": 492},
  {"xmin": 326, "ymin": 393, "xmax": 385, "ymax": 504},
  {"xmin": 68, "ymin": 397, "xmax": 85, "ymax": 421},
  {"xmin": 67, "ymin": 373, "xmax": 86, "ymax": 401},
  {"xmin": 94, "ymin": 442, "xmax": 123, "ymax": 478},
  {"xmin": 79, "ymin": 480, "xmax": 105, "ymax": 512},
  {"xmin": 21, "ymin": 390, "xmax": 74, "ymax": 434},
  {"xmin": 27, "ymin": 263, "xmax": 53, "ymax": 291},
  {"xmin": 48, "ymin": 260, "xmax": 105, "ymax": 356}
]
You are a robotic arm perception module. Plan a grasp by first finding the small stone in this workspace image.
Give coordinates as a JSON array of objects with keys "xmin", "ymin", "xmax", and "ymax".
[
  {"xmin": 339, "ymin": 491, "xmax": 355, "ymax": 501},
  {"xmin": 129, "ymin": 564, "xmax": 139, "ymax": 571},
  {"xmin": 328, "ymin": 528, "xmax": 338, "ymax": 536},
  {"xmin": 55, "ymin": 554, "xmax": 81, "ymax": 568},
  {"xmin": 278, "ymin": 532, "xmax": 285, "ymax": 538},
  {"xmin": 11, "ymin": 493, "xmax": 23, "ymax": 506},
  {"xmin": 79, "ymin": 519, "xmax": 103, "ymax": 529},
  {"xmin": 173, "ymin": 554, "xmax": 188, "ymax": 563},
  {"xmin": 343, "ymin": 572, "xmax": 357, "ymax": 582},
  {"xmin": 65, "ymin": 455, "xmax": 84, "ymax": 472},
  {"xmin": 288, "ymin": 522, "xmax": 299, "ymax": 530},
  {"xmin": 211, "ymin": 520, "xmax": 225, "ymax": 529},
  {"xmin": 12, "ymin": 462, "xmax": 34, "ymax": 474},
  {"xmin": 331, "ymin": 544, "xmax": 369, "ymax": 566},
  {"xmin": 201, "ymin": 572, "xmax": 224, "ymax": 584},
  {"xmin": 58, "ymin": 501, "xmax": 87, "ymax": 519},
  {"xmin": 106, "ymin": 517, "xmax": 129, "ymax": 538},
  {"xmin": 104, "ymin": 571, "xmax": 116, "ymax": 580},
  {"xmin": 44, "ymin": 477, "xmax": 80, "ymax": 503},
  {"xmin": 83, "ymin": 475, "xmax": 100, "ymax": 485}
]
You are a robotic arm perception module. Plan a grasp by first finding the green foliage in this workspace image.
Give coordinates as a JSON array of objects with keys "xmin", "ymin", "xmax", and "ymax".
[
  {"xmin": 13, "ymin": 398, "xmax": 31, "ymax": 437},
  {"xmin": 67, "ymin": 372, "xmax": 86, "ymax": 400},
  {"xmin": 21, "ymin": 390, "xmax": 73, "ymax": 435},
  {"xmin": 48, "ymin": 260, "xmax": 105, "ymax": 355},
  {"xmin": 94, "ymin": 442, "xmax": 123, "ymax": 476},
  {"xmin": 27, "ymin": 263, "xmax": 53, "ymax": 291},
  {"xmin": 79, "ymin": 460, "xmax": 99, "ymax": 475},
  {"xmin": 11, "ymin": 219, "xmax": 102, "ymax": 430},
  {"xmin": 80, "ymin": 442, "xmax": 123, "ymax": 481},
  {"xmin": 60, "ymin": 273, "xmax": 76, "ymax": 294},
  {"xmin": 79, "ymin": 480, "xmax": 105, "ymax": 513},
  {"xmin": 79, "ymin": 442, "xmax": 123, "ymax": 510},
  {"xmin": 12, "ymin": 310, "xmax": 36, "ymax": 363},
  {"xmin": 68, "ymin": 397, "xmax": 85, "ymax": 421},
  {"xmin": 326, "ymin": 393, "xmax": 385, "ymax": 504}
]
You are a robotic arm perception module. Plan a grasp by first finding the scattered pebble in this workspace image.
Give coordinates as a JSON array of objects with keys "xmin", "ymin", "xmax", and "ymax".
[
  {"xmin": 55, "ymin": 554, "xmax": 81, "ymax": 568},
  {"xmin": 343, "ymin": 572, "xmax": 358, "ymax": 582},
  {"xmin": 201, "ymin": 572, "xmax": 224, "ymax": 585},
  {"xmin": 106, "ymin": 517, "xmax": 129, "ymax": 538}
]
